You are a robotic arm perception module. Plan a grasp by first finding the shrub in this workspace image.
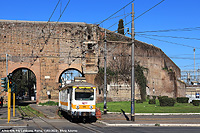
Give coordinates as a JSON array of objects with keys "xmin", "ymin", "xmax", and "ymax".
[
  {"xmin": 158, "ymin": 96, "xmax": 168, "ymax": 100},
  {"xmin": 177, "ymin": 97, "xmax": 189, "ymax": 103},
  {"xmin": 147, "ymin": 95, "xmax": 150, "ymax": 100},
  {"xmin": 152, "ymin": 96, "xmax": 157, "ymax": 100},
  {"xmin": 149, "ymin": 99, "xmax": 156, "ymax": 104},
  {"xmin": 159, "ymin": 96, "xmax": 175, "ymax": 106},
  {"xmin": 192, "ymin": 100, "xmax": 200, "ymax": 106},
  {"xmin": 136, "ymin": 99, "xmax": 143, "ymax": 103}
]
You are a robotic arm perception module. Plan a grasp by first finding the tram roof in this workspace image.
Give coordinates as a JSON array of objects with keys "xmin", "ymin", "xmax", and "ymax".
[{"xmin": 60, "ymin": 82, "xmax": 96, "ymax": 90}]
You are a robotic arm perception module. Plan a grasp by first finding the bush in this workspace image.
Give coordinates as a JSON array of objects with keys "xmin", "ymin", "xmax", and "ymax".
[
  {"xmin": 159, "ymin": 96, "xmax": 175, "ymax": 106},
  {"xmin": 192, "ymin": 100, "xmax": 200, "ymax": 106},
  {"xmin": 177, "ymin": 97, "xmax": 189, "ymax": 103},
  {"xmin": 147, "ymin": 95, "xmax": 150, "ymax": 100},
  {"xmin": 158, "ymin": 96, "xmax": 168, "ymax": 100},
  {"xmin": 136, "ymin": 99, "xmax": 143, "ymax": 103},
  {"xmin": 152, "ymin": 96, "xmax": 157, "ymax": 100},
  {"xmin": 149, "ymin": 99, "xmax": 156, "ymax": 104}
]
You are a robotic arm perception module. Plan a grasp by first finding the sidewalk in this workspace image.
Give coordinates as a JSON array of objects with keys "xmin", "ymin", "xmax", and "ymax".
[
  {"xmin": 98, "ymin": 113, "xmax": 200, "ymax": 127},
  {"xmin": 0, "ymin": 106, "xmax": 27, "ymax": 127}
]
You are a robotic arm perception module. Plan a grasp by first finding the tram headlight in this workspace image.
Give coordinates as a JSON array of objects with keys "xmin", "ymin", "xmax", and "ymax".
[
  {"xmin": 89, "ymin": 105, "xmax": 93, "ymax": 110},
  {"xmin": 76, "ymin": 105, "xmax": 79, "ymax": 109},
  {"xmin": 91, "ymin": 112, "xmax": 95, "ymax": 116}
]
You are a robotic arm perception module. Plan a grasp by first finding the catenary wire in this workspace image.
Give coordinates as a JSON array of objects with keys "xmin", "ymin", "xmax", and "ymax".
[
  {"xmin": 137, "ymin": 34, "xmax": 200, "ymax": 49},
  {"xmin": 111, "ymin": 0, "xmax": 165, "ymax": 32},
  {"xmin": 135, "ymin": 27, "xmax": 200, "ymax": 33},
  {"xmin": 98, "ymin": 0, "xmax": 135, "ymax": 25},
  {"xmin": 137, "ymin": 34, "xmax": 200, "ymax": 41}
]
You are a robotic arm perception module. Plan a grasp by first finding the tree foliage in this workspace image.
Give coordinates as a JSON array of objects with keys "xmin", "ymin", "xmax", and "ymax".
[
  {"xmin": 118, "ymin": 19, "xmax": 124, "ymax": 35},
  {"xmin": 134, "ymin": 62, "xmax": 148, "ymax": 101}
]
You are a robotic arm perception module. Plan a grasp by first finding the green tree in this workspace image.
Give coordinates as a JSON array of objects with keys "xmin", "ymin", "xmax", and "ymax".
[
  {"xmin": 134, "ymin": 62, "xmax": 148, "ymax": 102},
  {"xmin": 118, "ymin": 19, "xmax": 124, "ymax": 35}
]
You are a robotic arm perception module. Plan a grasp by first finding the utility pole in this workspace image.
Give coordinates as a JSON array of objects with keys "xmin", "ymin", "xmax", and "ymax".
[
  {"xmin": 104, "ymin": 29, "xmax": 107, "ymax": 114},
  {"xmin": 194, "ymin": 48, "xmax": 196, "ymax": 81},
  {"xmin": 131, "ymin": 3, "xmax": 135, "ymax": 121}
]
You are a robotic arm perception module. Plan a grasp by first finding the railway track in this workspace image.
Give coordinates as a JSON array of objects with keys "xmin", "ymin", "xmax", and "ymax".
[
  {"xmin": 18, "ymin": 105, "xmax": 106, "ymax": 133},
  {"xmin": 76, "ymin": 123, "xmax": 103, "ymax": 133},
  {"xmin": 18, "ymin": 106, "xmax": 61, "ymax": 132}
]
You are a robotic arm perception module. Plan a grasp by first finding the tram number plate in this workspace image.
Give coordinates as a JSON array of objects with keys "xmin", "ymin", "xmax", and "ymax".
[{"xmin": 83, "ymin": 106, "xmax": 86, "ymax": 108}]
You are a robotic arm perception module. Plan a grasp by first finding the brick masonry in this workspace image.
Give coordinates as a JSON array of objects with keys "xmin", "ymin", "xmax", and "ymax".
[{"xmin": 0, "ymin": 20, "xmax": 185, "ymax": 103}]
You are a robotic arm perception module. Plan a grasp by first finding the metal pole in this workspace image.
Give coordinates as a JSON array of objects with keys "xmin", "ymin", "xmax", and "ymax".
[
  {"xmin": 131, "ymin": 3, "xmax": 135, "ymax": 121},
  {"xmin": 13, "ymin": 93, "xmax": 15, "ymax": 117},
  {"xmin": 194, "ymin": 48, "xmax": 196, "ymax": 81},
  {"xmin": 104, "ymin": 30, "xmax": 107, "ymax": 114},
  {"xmin": 7, "ymin": 80, "xmax": 11, "ymax": 123}
]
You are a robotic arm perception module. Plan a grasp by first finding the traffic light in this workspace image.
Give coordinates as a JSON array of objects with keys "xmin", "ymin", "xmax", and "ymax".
[
  {"xmin": 7, "ymin": 73, "xmax": 13, "ymax": 88},
  {"xmin": 7, "ymin": 73, "xmax": 12, "ymax": 80},
  {"xmin": 11, "ymin": 82, "xmax": 16, "ymax": 93},
  {"xmin": 1, "ymin": 77, "xmax": 8, "ymax": 91}
]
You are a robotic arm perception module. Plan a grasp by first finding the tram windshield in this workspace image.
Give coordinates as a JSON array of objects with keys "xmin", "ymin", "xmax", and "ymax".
[{"xmin": 75, "ymin": 88, "xmax": 94, "ymax": 100}]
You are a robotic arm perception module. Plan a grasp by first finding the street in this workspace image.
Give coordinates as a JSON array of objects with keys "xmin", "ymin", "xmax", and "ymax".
[{"xmin": 1, "ymin": 117, "xmax": 200, "ymax": 133}]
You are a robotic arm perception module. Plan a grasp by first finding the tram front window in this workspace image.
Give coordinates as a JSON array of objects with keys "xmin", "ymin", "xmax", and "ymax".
[{"xmin": 75, "ymin": 88, "xmax": 94, "ymax": 100}]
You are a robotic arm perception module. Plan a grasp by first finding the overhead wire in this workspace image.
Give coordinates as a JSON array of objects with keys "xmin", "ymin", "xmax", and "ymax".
[
  {"xmin": 137, "ymin": 34, "xmax": 200, "ymax": 41},
  {"xmin": 94, "ymin": 13, "xmax": 131, "ymax": 24},
  {"xmin": 136, "ymin": 27, "xmax": 200, "ymax": 33},
  {"xmin": 98, "ymin": 0, "xmax": 135, "ymax": 25},
  {"xmin": 107, "ymin": 12, "xmax": 131, "ymax": 30},
  {"xmin": 137, "ymin": 35, "xmax": 200, "ymax": 49},
  {"xmin": 26, "ymin": 0, "xmax": 61, "ymax": 44},
  {"xmin": 111, "ymin": 0, "xmax": 165, "ymax": 32},
  {"xmin": 30, "ymin": 0, "xmax": 71, "ymax": 67}
]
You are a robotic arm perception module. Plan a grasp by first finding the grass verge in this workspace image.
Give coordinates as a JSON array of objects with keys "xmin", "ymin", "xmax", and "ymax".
[
  {"xmin": 39, "ymin": 101, "xmax": 58, "ymax": 106},
  {"xmin": 96, "ymin": 100, "xmax": 200, "ymax": 113},
  {"xmin": 18, "ymin": 105, "xmax": 46, "ymax": 118}
]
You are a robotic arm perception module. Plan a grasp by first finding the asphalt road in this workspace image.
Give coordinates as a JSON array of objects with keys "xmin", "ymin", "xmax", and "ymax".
[{"xmin": 1, "ymin": 118, "xmax": 200, "ymax": 133}]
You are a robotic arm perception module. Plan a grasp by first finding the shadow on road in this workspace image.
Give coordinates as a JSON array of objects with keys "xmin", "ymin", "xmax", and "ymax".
[{"xmin": 121, "ymin": 109, "xmax": 129, "ymax": 121}]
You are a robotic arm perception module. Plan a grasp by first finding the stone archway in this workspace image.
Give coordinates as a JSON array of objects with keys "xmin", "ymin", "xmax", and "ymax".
[
  {"xmin": 12, "ymin": 68, "xmax": 36, "ymax": 101},
  {"xmin": 8, "ymin": 61, "xmax": 41, "ymax": 103},
  {"xmin": 58, "ymin": 68, "xmax": 83, "ymax": 86}
]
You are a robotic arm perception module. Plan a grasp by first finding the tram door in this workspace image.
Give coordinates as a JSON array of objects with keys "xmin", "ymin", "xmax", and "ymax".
[{"xmin": 69, "ymin": 88, "xmax": 72, "ymax": 111}]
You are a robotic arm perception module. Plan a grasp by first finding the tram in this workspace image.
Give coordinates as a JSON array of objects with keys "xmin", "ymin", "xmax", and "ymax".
[{"xmin": 59, "ymin": 81, "xmax": 96, "ymax": 122}]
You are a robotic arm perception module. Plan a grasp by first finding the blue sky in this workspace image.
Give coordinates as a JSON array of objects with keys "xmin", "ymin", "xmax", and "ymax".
[{"xmin": 1, "ymin": 0, "xmax": 200, "ymax": 71}]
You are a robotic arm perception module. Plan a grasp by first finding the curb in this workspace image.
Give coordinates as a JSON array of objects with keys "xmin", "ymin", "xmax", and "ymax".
[
  {"xmin": 97, "ymin": 120, "xmax": 200, "ymax": 127},
  {"xmin": 106, "ymin": 112, "xmax": 200, "ymax": 115}
]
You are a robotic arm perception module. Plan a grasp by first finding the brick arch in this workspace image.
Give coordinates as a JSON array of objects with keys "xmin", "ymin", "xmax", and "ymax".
[
  {"xmin": 55, "ymin": 63, "xmax": 83, "ymax": 83},
  {"xmin": 8, "ymin": 61, "xmax": 41, "ymax": 103},
  {"xmin": 58, "ymin": 68, "xmax": 83, "ymax": 82}
]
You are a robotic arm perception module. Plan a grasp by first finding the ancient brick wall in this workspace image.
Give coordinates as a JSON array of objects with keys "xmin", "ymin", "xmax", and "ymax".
[
  {"xmin": 97, "ymin": 31, "xmax": 185, "ymax": 101},
  {"xmin": 0, "ymin": 20, "xmax": 185, "ymax": 103},
  {"xmin": 0, "ymin": 20, "xmax": 99, "ymax": 103}
]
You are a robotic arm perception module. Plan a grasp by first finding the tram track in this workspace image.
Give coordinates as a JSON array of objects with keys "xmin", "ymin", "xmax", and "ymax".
[
  {"xmin": 76, "ymin": 123, "xmax": 103, "ymax": 133},
  {"xmin": 18, "ymin": 105, "xmax": 61, "ymax": 132},
  {"xmin": 18, "ymin": 105, "xmax": 108, "ymax": 133}
]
